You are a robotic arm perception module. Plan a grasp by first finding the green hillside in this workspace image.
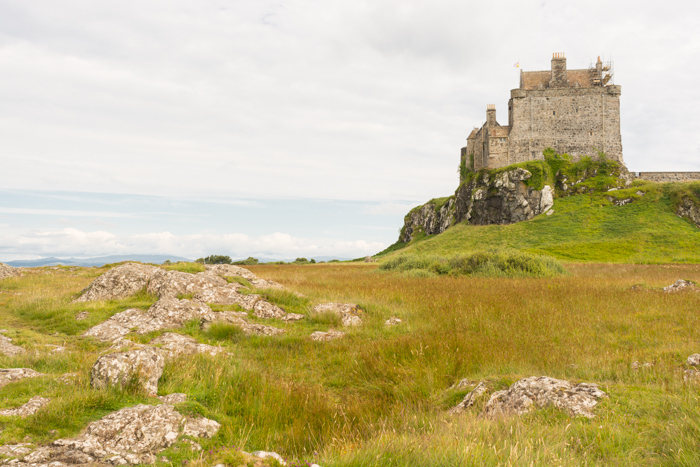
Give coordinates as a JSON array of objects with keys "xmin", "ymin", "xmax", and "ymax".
[{"xmin": 382, "ymin": 181, "xmax": 700, "ymax": 263}]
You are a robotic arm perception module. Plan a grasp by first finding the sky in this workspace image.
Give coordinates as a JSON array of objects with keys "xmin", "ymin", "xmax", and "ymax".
[{"xmin": 1, "ymin": 0, "xmax": 699, "ymax": 261}]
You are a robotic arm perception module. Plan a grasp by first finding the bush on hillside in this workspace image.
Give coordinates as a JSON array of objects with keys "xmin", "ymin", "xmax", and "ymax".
[{"xmin": 379, "ymin": 250, "xmax": 566, "ymax": 278}]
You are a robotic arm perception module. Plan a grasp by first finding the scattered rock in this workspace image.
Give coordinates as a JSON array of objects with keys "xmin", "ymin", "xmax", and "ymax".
[
  {"xmin": 158, "ymin": 393, "xmax": 187, "ymax": 404},
  {"xmin": 251, "ymin": 451, "xmax": 286, "ymax": 466},
  {"xmin": 310, "ymin": 330, "xmax": 345, "ymax": 342},
  {"xmin": 238, "ymin": 323, "xmax": 285, "ymax": 337},
  {"xmin": 312, "ymin": 303, "xmax": 363, "ymax": 326},
  {"xmin": 200, "ymin": 311, "xmax": 285, "ymax": 337},
  {"xmin": 631, "ymin": 361, "xmax": 653, "ymax": 370},
  {"xmin": 252, "ymin": 300, "xmax": 287, "ymax": 319},
  {"xmin": 73, "ymin": 263, "xmax": 160, "ymax": 302},
  {"xmin": 18, "ymin": 403, "xmax": 219, "ymax": 466},
  {"xmin": 0, "ymin": 334, "xmax": 25, "ymax": 357},
  {"xmin": 150, "ymin": 332, "xmax": 225, "ymax": 358},
  {"xmin": 147, "ymin": 269, "xmax": 227, "ymax": 299},
  {"xmin": 0, "ymin": 368, "xmax": 44, "ymax": 389},
  {"xmin": 451, "ymin": 378, "xmax": 478, "ymax": 390},
  {"xmin": 0, "ymin": 263, "xmax": 20, "ymax": 280},
  {"xmin": 0, "ymin": 396, "xmax": 50, "ymax": 418},
  {"xmin": 384, "ymin": 317, "xmax": 402, "ymax": 327},
  {"xmin": 688, "ymin": 354, "xmax": 700, "ymax": 366},
  {"xmin": 663, "ymin": 279, "xmax": 697, "ymax": 292},
  {"xmin": 364, "ymin": 256, "xmax": 376, "ymax": 263},
  {"xmin": 90, "ymin": 347, "xmax": 165, "ymax": 395},
  {"xmin": 483, "ymin": 376, "xmax": 606, "ymax": 419},
  {"xmin": 449, "ymin": 381, "xmax": 488, "ymax": 414},
  {"xmin": 75, "ymin": 311, "xmax": 90, "ymax": 321}
]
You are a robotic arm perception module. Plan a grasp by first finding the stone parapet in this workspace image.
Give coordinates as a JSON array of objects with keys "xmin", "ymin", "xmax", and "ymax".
[{"xmin": 636, "ymin": 172, "xmax": 700, "ymax": 183}]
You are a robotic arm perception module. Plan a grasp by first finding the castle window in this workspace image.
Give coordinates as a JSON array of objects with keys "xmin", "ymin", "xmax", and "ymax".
[{"xmin": 553, "ymin": 111, "xmax": 556, "ymax": 116}]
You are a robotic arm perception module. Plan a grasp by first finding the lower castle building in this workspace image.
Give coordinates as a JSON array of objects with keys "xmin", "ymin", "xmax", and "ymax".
[{"xmin": 461, "ymin": 53, "xmax": 623, "ymax": 174}]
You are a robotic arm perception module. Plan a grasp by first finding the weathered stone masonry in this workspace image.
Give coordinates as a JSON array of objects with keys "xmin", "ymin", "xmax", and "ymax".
[{"xmin": 462, "ymin": 53, "xmax": 623, "ymax": 175}]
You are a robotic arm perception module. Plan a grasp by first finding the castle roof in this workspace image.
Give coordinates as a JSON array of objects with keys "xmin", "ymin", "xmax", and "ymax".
[
  {"xmin": 520, "ymin": 69, "xmax": 595, "ymax": 90},
  {"xmin": 467, "ymin": 128, "xmax": 479, "ymax": 139}
]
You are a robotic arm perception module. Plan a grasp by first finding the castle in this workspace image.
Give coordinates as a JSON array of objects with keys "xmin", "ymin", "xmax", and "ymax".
[{"xmin": 461, "ymin": 53, "xmax": 624, "ymax": 173}]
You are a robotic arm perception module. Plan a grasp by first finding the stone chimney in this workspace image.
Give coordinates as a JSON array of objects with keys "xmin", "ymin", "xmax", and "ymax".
[
  {"xmin": 486, "ymin": 104, "xmax": 497, "ymax": 126},
  {"xmin": 549, "ymin": 52, "xmax": 568, "ymax": 88}
]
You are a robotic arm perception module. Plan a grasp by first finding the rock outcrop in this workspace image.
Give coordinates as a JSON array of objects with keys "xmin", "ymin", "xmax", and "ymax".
[
  {"xmin": 0, "ymin": 334, "xmax": 26, "ymax": 356},
  {"xmin": 0, "ymin": 263, "xmax": 20, "ymax": 280},
  {"xmin": 677, "ymin": 197, "xmax": 700, "ymax": 228},
  {"xmin": 147, "ymin": 269, "xmax": 227, "ymax": 299},
  {"xmin": 74, "ymin": 263, "xmax": 160, "ymax": 302},
  {"xmin": 0, "ymin": 368, "xmax": 44, "ymax": 389},
  {"xmin": 384, "ymin": 317, "xmax": 402, "ymax": 327},
  {"xmin": 0, "ymin": 396, "xmax": 51, "ymax": 418},
  {"xmin": 150, "ymin": 332, "xmax": 225, "ymax": 358},
  {"xmin": 310, "ymin": 330, "xmax": 345, "ymax": 342},
  {"xmin": 483, "ymin": 376, "xmax": 606, "ymax": 419},
  {"xmin": 449, "ymin": 381, "xmax": 488, "ymax": 415},
  {"xmin": 12, "ymin": 403, "xmax": 219, "ymax": 466},
  {"xmin": 312, "ymin": 303, "xmax": 363, "ymax": 326},
  {"xmin": 663, "ymin": 279, "xmax": 697, "ymax": 292},
  {"xmin": 90, "ymin": 347, "xmax": 165, "ymax": 394}
]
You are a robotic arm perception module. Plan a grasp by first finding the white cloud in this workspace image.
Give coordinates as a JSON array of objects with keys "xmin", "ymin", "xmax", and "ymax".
[{"xmin": 0, "ymin": 227, "xmax": 385, "ymax": 260}]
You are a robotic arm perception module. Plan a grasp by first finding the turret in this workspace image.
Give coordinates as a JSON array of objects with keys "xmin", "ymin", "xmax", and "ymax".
[{"xmin": 486, "ymin": 104, "xmax": 497, "ymax": 126}]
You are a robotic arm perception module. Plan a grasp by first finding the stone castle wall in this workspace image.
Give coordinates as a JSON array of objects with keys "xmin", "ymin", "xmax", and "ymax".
[
  {"xmin": 507, "ymin": 85, "xmax": 623, "ymax": 165},
  {"xmin": 636, "ymin": 172, "xmax": 700, "ymax": 183}
]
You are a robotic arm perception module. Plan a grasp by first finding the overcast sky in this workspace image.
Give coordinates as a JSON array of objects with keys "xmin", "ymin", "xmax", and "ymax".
[{"xmin": 1, "ymin": 0, "xmax": 699, "ymax": 261}]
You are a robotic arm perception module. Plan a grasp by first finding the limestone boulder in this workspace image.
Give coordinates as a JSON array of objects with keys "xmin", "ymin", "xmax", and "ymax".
[
  {"xmin": 192, "ymin": 283, "xmax": 243, "ymax": 304},
  {"xmin": 688, "ymin": 354, "xmax": 700, "ymax": 366},
  {"xmin": 251, "ymin": 451, "xmax": 287, "ymax": 466},
  {"xmin": 483, "ymin": 376, "xmax": 606, "ymax": 419},
  {"xmin": 73, "ymin": 263, "xmax": 160, "ymax": 302},
  {"xmin": 663, "ymin": 279, "xmax": 697, "ymax": 292},
  {"xmin": 253, "ymin": 301, "xmax": 287, "ymax": 319},
  {"xmin": 146, "ymin": 269, "xmax": 227, "ymax": 299},
  {"xmin": 150, "ymin": 332, "xmax": 225, "ymax": 358},
  {"xmin": 0, "ymin": 263, "xmax": 20, "ymax": 280},
  {"xmin": 90, "ymin": 347, "xmax": 165, "ymax": 395},
  {"xmin": 0, "ymin": 368, "xmax": 44, "ymax": 389},
  {"xmin": 449, "ymin": 381, "xmax": 489, "ymax": 415},
  {"xmin": 158, "ymin": 393, "xmax": 187, "ymax": 404},
  {"xmin": 19, "ymin": 403, "xmax": 219, "ymax": 466},
  {"xmin": 313, "ymin": 303, "xmax": 363, "ymax": 326},
  {"xmin": 384, "ymin": 317, "xmax": 402, "ymax": 327},
  {"xmin": 0, "ymin": 396, "xmax": 50, "ymax": 418},
  {"xmin": 0, "ymin": 334, "xmax": 25, "ymax": 356}
]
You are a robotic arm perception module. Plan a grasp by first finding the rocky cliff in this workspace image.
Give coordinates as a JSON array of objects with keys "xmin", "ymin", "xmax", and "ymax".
[{"xmin": 400, "ymin": 157, "xmax": 632, "ymax": 243}]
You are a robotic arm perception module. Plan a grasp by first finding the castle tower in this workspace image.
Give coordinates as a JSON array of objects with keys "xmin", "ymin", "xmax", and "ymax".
[{"xmin": 486, "ymin": 104, "xmax": 497, "ymax": 126}]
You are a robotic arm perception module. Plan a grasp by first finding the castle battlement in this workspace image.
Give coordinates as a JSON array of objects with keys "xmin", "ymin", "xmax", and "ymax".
[{"xmin": 461, "ymin": 53, "xmax": 624, "ymax": 174}]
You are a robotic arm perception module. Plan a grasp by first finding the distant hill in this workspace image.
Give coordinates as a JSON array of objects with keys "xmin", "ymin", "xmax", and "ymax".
[{"xmin": 4, "ymin": 255, "xmax": 193, "ymax": 268}]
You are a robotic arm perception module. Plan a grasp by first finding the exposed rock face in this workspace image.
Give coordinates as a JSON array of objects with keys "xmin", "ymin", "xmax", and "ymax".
[
  {"xmin": 150, "ymin": 333, "xmax": 225, "ymax": 358},
  {"xmin": 0, "ymin": 263, "xmax": 20, "ymax": 280},
  {"xmin": 74, "ymin": 263, "xmax": 160, "ymax": 302},
  {"xmin": 0, "ymin": 396, "xmax": 51, "ymax": 418},
  {"xmin": 483, "ymin": 376, "xmax": 606, "ymax": 419},
  {"xmin": 192, "ymin": 283, "xmax": 243, "ymax": 304},
  {"xmin": 663, "ymin": 279, "xmax": 697, "ymax": 292},
  {"xmin": 0, "ymin": 368, "xmax": 44, "ymax": 389},
  {"xmin": 449, "ymin": 381, "xmax": 488, "ymax": 415},
  {"xmin": 312, "ymin": 303, "xmax": 363, "ymax": 326},
  {"xmin": 16, "ymin": 404, "xmax": 219, "ymax": 466},
  {"xmin": 0, "ymin": 334, "xmax": 25, "ymax": 356},
  {"xmin": 677, "ymin": 197, "xmax": 700, "ymax": 228},
  {"xmin": 90, "ymin": 347, "xmax": 165, "ymax": 395},
  {"xmin": 310, "ymin": 330, "xmax": 345, "ymax": 342},
  {"xmin": 401, "ymin": 168, "xmax": 554, "ymax": 242},
  {"xmin": 147, "ymin": 269, "xmax": 227, "ymax": 299}
]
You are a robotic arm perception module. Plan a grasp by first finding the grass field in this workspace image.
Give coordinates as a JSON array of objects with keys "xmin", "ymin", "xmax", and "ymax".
[
  {"xmin": 384, "ymin": 181, "xmax": 700, "ymax": 264},
  {"xmin": 3, "ymin": 262, "xmax": 700, "ymax": 465}
]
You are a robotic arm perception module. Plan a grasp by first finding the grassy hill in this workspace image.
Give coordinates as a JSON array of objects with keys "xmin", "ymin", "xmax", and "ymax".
[{"xmin": 380, "ymin": 180, "xmax": 700, "ymax": 263}]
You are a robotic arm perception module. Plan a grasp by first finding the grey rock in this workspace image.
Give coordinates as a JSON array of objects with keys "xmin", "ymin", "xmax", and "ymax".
[
  {"xmin": 677, "ymin": 197, "xmax": 700, "ymax": 228},
  {"xmin": 201, "ymin": 311, "xmax": 285, "ymax": 337},
  {"xmin": 684, "ymin": 368, "xmax": 700, "ymax": 384},
  {"xmin": 18, "ymin": 404, "xmax": 219, "ymax": 466},
  {"xmin": 0, "ymin": 444, "xmax": 33, "ymax": 457},
  {"xmin": 0, "ymin": 368, "xmax": 44, "ymax": 389},
  {"xmin": 688, "ymin": 354, "xmax": 700, "ymax": 366},
  {"xmin": 75, "ymin": 311, "xmax": 90, "ymax": 321},
  {"xmin": 663, "ymin": 279, "xmax": 697, "ymax": 292},
  {"xmin": 158, "ymin": 393, "xmax": 187, "ymax": 404},
  {"xmin": 251, "ymin": 451, "xmax": 286, "ymax": 466},
  {"xmin": 449, "ymin": 381, "xmax": 488, "ymax": 414},
  {"xmin": 252, "ymin": 301, "xmax": 287, "ymax": 320},
  {"xmin": 203, "ymin": 264, "xmax": 284, "ymax": 290},
  {"xmin": 631, "ymin": 361, "xmax": 653, "ymax": 370},
  {"xmin": 0, "ymin": 396, "xmax": 50, "ymax": 418},
  {"xmin": 73, "ymin": 263, "xmax": 160, "ymax": 303},
  {"xmin": 192, "ymin": 283, "xmax": 243, "ymax": 304},
  {"xmin": 90, "ymin": 347, "xmax": 165, "ymax": 395},
  {"xmin": 310, "ymin": 330, "xmax": 345, "ymax": 342},
  {"xmin": 483, "ymin": 376, "xmax": 606, "ymax": 419},
  {"xmin": 150, "ymin": 332, "xmax": 225, "ymax": 358},
  {"xmin": 147, "ymin": 269, "xmax": 227, "ymax": 299},
  {"xmin": 0, "ymin": 334, "xmax": 25, "ymax": 357},
  {"xmin": 0, "ymin": 263, "xmax": 20, "ymax": 280},
  {"xmin": 384, "ymin": 317, "xmax": 402, "ymax": 327},
  {"xmin": 312, "ymin": 303, "xmax": 363, "ymax": 326}
]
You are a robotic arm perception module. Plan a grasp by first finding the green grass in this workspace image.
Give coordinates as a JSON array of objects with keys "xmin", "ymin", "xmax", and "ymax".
[{"xmin": 390, "ymin": 182, "xmax": 700, "ymax": 263}]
